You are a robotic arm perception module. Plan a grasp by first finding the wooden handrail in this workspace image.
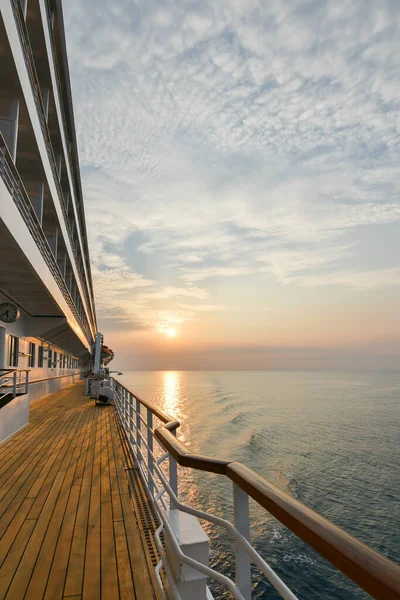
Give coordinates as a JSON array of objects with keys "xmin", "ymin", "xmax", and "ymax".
[
  {"xmin": 0, "ymin": 367, "xmax": 32, "ymax": 377},
  {"xmin": 29, "ymin": 372, "xmax": 83, "ymax": 384},
  {"xmin": 228, "ymin": 463, "xmax": 400, "ymax": 600},
  {"xmin": 116, "ymin": 380, "xmax": 400, "ymax": 599}
]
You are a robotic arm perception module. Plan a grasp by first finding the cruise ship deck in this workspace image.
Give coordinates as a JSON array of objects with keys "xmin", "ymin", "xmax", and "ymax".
[{"xmin": 0, "ymin": 382, "xmax": 156, "ymax": 600}]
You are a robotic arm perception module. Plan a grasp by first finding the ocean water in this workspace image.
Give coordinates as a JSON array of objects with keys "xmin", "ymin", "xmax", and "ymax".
[{"xmin": 119, "ymin": 370, "xmax": 400, "ymax": 599}]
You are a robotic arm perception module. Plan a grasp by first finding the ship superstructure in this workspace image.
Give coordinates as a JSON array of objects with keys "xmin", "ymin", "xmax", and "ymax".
[{"xmin": 0, "ymin": 0, "xmax": 96, "ymax": 421}]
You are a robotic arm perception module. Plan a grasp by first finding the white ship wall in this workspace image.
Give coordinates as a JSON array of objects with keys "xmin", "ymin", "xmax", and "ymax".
[
  {"xmin": 0, "ymin": 292, "xmax": 84, "ymax": 406},
  {"xmin": 1, "ymin": 0, "xmax": 96, "ymax": 421},
  {"xmin": 0, "ymin": 392, "xmax": 29, "ymax": 443},
  {"xmin": 0, "ymin": 1, "xmax": 94, "ymax": 330},
  {"xmin": 0, "ymin": 180, "xmax": 90, "ymax": 352}
]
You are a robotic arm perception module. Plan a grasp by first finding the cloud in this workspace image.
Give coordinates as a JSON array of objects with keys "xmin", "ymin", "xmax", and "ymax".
[
  {"xmin": 181, "ymin": 265, "xmax": 251, "ymax": 283},
  {"xmin": 63, "ymin": 0, "xmax": 400, "ymax": 341},
  {"xmin": 288, "ymin": 267, "xmax": 400, "ymax": 289},
  {"xmin": 138, "ymin": 287, "xmax": 209, "ymax": 301},
  {"xmin": 179, "ymin": 304, "xmax": 236, "ymax": 312},
  {"xmin": 92, "ymin": 255, "xmax": 209, "ymax": 330}
]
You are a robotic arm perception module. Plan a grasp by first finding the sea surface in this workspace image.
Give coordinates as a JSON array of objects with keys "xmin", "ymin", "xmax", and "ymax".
[{"xmin": 119, "ymin": 370, "xmax": 400, "ymax": 599}]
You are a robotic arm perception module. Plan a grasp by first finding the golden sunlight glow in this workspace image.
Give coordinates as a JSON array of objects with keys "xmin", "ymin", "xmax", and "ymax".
[
  {"xmin": 166, "ymin": 328, "xmax": 176, "ymax": 337},
  {"xmin": 163, "ymin": 372, "xmax": 179, "ymax": 416}
]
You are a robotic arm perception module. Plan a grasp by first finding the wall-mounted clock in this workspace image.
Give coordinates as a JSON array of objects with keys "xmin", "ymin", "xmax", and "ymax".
[{"xmin": 0, "ymin": 302, "xmax": 21, "ymax": 323}]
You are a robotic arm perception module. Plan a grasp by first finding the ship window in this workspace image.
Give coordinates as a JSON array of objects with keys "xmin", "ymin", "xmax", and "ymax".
[
  {"xmin": 8, "ymin": 336, "xmax": 19, "ymax": 367},
  {"xmin": 47, "ymin": 349, "xmax": 52, "ymax": 368},
  {"xmin": 28, "ymin": 342, "xmax": 36, "ymax": 368},
  {"xmin": 38, "ymin": 346, "xmax": 44, "ymax": 368},
  {"xmin": 53, "ymin": 351, "xmax": 57, "ymax": 368}
]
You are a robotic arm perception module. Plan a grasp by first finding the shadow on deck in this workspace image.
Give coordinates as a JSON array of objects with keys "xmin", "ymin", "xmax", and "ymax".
[{"xmin": 0, "ymin": 382, "xmax": 158, "ymax": 600}]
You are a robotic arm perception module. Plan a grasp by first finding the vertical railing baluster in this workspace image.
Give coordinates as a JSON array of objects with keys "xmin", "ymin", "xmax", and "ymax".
[
  {"xmin": 125, "ymin": 390, "xmax": 130, "ymax": 438},
  {"xmin": 0, "ymin": 146, "xmax": 5, "ymax": 177},
  {"xmin": 128, "ymin": 392, "xmax": 135, "ymax": 451},
  {"xmin": 25, "ymin": 369, "xmax": 29, "ymax": 394},
  {"xmin": 169, "ymin": 429, "xmax": 178, "ymax": 504},
  {"xmin": 147, "ymin": 409, "xmax": 154, "ymax": 497},
  {"xmin": 233, "ymin": 484, "xmax": 251, "ymax": 600},
  {"xmin": 136, "ymin": 398, "xmax": 141, "ymax": 469},
  {"xmin": 119, "ymin": 385, "xmax": 123, "ymax": 414},
  {"xmin": 12, "ymin": 371, "xmax": 17, "ymax": 398}
]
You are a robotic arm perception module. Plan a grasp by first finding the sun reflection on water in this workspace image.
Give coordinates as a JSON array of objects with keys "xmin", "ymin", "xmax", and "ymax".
[{"xmin": 163, "ymin": 371, "xmax": 180, "ymax": 418}]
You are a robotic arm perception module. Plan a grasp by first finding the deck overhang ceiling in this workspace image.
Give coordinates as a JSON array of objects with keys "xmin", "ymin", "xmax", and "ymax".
[{"xmin": 0, "ymin": 220, "xmax": 89, "ymax": 356}]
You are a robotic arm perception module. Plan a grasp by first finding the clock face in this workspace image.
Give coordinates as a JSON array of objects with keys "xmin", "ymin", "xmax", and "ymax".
[{"xmin": 0, "ymin": 302, "xmax": 21, "ymax": 323}]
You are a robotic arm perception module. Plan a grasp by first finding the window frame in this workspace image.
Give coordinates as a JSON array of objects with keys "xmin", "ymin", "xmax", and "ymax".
[
  {"xmin": 28, "ymin": 342, "xmax": 36, "ymax": 368},
  {"xmin": 8, "ymin": 335, "xmax": 19, "ymax": 367},
  {"xmin": 38, "ymin": 345, "xmax": 44, "ymax": 368}
]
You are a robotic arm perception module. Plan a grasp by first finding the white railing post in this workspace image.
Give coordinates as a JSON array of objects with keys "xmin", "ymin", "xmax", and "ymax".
[
  {"xmin": 12, "ymin": 371, "xmax": 17, "ymax": 398},
  {"xmin": 0, "ymin": 146, "xmax": 5, "ymax": 177},
  {"xmin": 123, "ymin": 389, "xmax": 128, "ymax": 434},
  {"xmin": 25, "ymin": 369, "xmax": 29, "ymax": 394},
  {"xmin": 128, "ymin": 392, "xmax": 135, "ymax": 452},
  {"xmin": 136, "ymin": 398, "xmax": 141, "ymax": 468},
  {"xmin": 233, "ymin": 484, "xmax": 252, "ymax": 600},
  {"xmin": 165, "ymin": 511, "xmax": 210, "ymax": 600},
  {"xmin": 147, "ymin": 408, "xmax": 154, "ymax": 497},
  {"xmin": 169, "ymin": 430, "xmax": 178, "ymax": 505}
]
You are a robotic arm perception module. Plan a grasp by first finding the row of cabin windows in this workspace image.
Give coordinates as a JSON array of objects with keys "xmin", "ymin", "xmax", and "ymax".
[{"xmin": 8, "ymin": 336, "xmax": 80, "ymax": 369}]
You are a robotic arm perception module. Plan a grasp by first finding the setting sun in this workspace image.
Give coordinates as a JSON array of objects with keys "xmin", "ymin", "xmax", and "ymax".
[{"xmin": 167, "ymin": 328, "xmax": 176, "ymax": 337}]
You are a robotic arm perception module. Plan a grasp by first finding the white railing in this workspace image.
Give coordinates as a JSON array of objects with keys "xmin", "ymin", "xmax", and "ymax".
[
  {"xmin": 111, "ymin": 378, "xmax": 400, "ymax": 600},
  {"xmin": 0, "ymin": 368, "xmax": 29, "ymax": 404},
  {"xmin": 113, "ymin": 380, "xmax": 282, "ymax": 600}
]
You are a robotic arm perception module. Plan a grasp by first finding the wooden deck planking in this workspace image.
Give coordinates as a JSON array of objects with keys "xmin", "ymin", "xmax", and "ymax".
[
  {"xmin": 0, "ymin": 382, "xmax": 156, "ymax": 600},
  {"xmin": 0, "ymin": 393, "xmax": 85, "ymax": 530},
  {"xmin": 0, "ymin": 414, "xmax": 81, "ymax": 542},
  {"xmin": 63, "ymin": 403, "xmax": 99, "ymax": 598},
  {"xmin": 24, "ymin": 406, "xmax": 93, "ymax": 600},
  {"xmin": 0, "ymin": 389, "xmax": 82, "ymax": 486}
]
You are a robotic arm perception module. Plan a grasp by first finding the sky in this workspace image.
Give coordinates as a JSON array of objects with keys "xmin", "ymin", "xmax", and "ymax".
[{"xmin": 64, "ymin": 0, "xmax": 400, "ymax": 370}]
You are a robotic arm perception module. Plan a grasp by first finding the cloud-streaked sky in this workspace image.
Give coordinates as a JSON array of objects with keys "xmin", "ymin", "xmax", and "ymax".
[{"xmin": 64, "ymin": 0, "xmax": 400, "ymax": 370}]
